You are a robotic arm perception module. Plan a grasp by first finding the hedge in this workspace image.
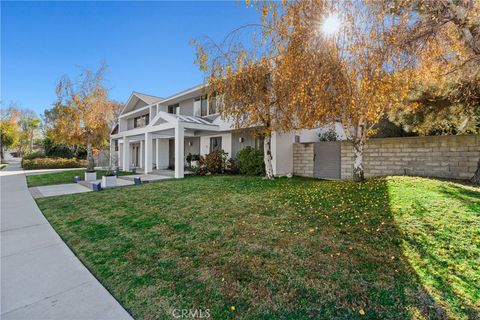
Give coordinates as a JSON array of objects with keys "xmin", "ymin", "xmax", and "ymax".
[
  {"xmin": 21, "ymin": 157, "xmax": 85, "ymax": 170},
  {"xmin": 237, "ymin": 146, "xmax": 265, "ymax": 176}
]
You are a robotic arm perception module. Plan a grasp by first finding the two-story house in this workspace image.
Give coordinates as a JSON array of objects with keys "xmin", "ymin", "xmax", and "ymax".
[{"xmin": 110, "ymin": 84, "xmax": 345, "ymax": 178}]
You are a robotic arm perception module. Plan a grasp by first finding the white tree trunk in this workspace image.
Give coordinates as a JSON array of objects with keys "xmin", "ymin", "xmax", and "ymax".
[
  {"xmin": 352, "ymin": 140, "xmax": 365, "ymax": 182},
  {"xmin": 263, "ymin": 133, "xmax": 274, "ymax": 179},
  {"xmin": 471, "ymin": 159, "xmax": 480, "ymax": 185}
]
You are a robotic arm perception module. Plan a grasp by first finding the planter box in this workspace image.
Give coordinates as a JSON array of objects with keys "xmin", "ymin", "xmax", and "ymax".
[
  {"xmin": 101, "ymin": 175, "xmax": 117, "ymax": 188},
  {"xmin": 84, "ymin": 171, "xmax": 97, "ymax": 181}
]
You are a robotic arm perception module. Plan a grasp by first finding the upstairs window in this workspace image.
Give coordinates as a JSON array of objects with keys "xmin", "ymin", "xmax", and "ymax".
[
  {"xmin": 168, "ymin": 103, "xmax": 179, "ymax": 114},
  {"xmin": 209, "ymin": 95, "xmax": 219, "ymax": 115},
  {"xmin": 200, "ymin": 95, "xmax": 208, "ymax": 116},
  {"xmin": 195, "ymin": 95, "xmax": 211, "ymax": 117},
  {"xmin": 133, "ymin": 114, "xmax": 149, "ymax": 128}
]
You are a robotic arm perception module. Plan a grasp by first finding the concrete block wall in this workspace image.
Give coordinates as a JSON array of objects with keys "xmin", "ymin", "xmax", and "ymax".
[
  {"xmin": 293, "ymin": 143, "xmax": 314, "ymax": 177},
  {"xmin": 341, "ymin": 135, "xmax": 479, "ymax": 180}
]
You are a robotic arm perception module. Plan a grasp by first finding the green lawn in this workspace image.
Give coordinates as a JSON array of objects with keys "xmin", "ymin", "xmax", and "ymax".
[
  {"xmin": 35, "ymin": 176, "xmax": 479, "ymax": 319},
  {"xmin": 0, "ymin": 163, "xmax": 7, "ymax": 170},
  {"xmin": 26, "ymin": 169, "xmax": 134, "ymax": 187}
]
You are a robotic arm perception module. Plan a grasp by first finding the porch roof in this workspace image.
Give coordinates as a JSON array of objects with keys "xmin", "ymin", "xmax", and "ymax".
[{"xmin": 111, "ymin": 111, "xmax": 219, "ymax": 139}]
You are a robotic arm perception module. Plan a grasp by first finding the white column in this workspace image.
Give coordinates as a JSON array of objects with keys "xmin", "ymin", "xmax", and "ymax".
[
  {"xmin": 122, "ymin": 137, "xmax": 130, "ymax": 171},
  {"xmin": 119, "ymin": 142, "xmax": 123, "ymax": 168},
  {"xmin": 156, "ymin": 138, "xmax": 160, "ymax": 170},
  {"xmin": 145, "ymin": 132, "xmax": 153, "ymax": 173},
  {"xmin": 109, "ymin": 139, "xmax": 113, "ymax": 167},
  {"xmin": 174, "ymin": 123, "xmax": 184, "ymax": 178},
  {"xmin": 139, "ymin": 141, "xmax": 143, "ymax": 169}
]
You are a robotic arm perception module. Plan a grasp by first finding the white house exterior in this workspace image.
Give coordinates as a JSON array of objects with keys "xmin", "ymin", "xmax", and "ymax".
[{"xmin": 110, "ymin": 84, "xmax": 345, "ymax": 178}]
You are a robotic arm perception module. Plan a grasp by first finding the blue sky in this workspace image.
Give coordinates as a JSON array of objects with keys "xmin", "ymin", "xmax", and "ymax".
[{"xmin": 1, "ymin": 1, "xmax": 260, "ymax": 116}]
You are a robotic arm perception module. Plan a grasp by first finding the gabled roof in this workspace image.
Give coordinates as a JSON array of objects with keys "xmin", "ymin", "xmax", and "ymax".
[
  {"xmin": 132, "ymin": 91, "xmax": 163, "ymax": 105},
  {"xmin": 120, "ymin": 92, "xmax": 164, "ymax": 116}
]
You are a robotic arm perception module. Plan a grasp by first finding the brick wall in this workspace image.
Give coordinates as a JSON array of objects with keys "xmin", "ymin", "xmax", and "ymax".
[
  {"xmin": 341, "ymin": 135, "xmax": 479, "ymax": 180},
  {"xmin": 293, "ymin": 143, "xmax": 314, "ymax": 177}
]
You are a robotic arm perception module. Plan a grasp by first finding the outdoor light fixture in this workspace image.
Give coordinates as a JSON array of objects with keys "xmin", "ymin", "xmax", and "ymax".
[
  {"xmin": 321, "ymin": 13, "xmax": 340, "ymax": 36},
  {"xmin": 239, "ymin": 137, "xmax": 244, "ymax": 143},
  {"xmin": 188, "ymin": 141, "xmax": 192, "ymax": 146}
]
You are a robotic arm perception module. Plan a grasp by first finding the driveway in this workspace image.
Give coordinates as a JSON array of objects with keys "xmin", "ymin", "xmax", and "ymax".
[{"xmin": 0, "ymin": 162, "xmax": 132, "ymax": 320}]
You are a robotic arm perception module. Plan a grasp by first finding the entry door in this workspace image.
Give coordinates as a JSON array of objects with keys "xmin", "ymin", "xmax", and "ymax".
[
  {"xmin": 134, "ymin": 146, "xmax": 140, "ymax": 167},
  {"xmin": 313, "ymin": 142, "xmax": 341, "ymax": 179}
]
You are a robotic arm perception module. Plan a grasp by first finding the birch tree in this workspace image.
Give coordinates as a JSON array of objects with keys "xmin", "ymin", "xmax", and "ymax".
[{"xmin": 194, "ymin": 0, "xmax": 413, "ymax": 181}]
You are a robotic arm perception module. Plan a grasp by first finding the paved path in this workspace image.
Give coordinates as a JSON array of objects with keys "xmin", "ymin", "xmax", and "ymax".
[{"xmin": 1, "ymin": 162, "xmax": 133, "ymax": 320}]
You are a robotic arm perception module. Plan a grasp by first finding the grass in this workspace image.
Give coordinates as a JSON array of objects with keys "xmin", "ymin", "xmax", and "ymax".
[
  {"xmin": 0, "ymin": 163, "xmax": 7, "ymax": 170},
  {"xmin": 26, "ymin": 169, "xmax": 134, "ymax": 187},
  {"xmin": 35, "ymin": 176, "xmax": 479, "ymax": 319}
]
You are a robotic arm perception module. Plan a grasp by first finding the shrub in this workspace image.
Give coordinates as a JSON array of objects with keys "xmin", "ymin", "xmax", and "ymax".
[
  {"xmin": 199, "ymin": 149, "xmax": 228, "ymax": 174},
  {"xmin": 22, "ymin": 151, "xmax": 46, "ymax": 160},
  {"xmin": 226, "ymin": 158, "xmax": 240, "ymax": 174},
  {"xmin": 318, "ymin": 128, "xmax": 338, "ymax": 141},
  {"xmin": 237, "ymin": 146, "xmax": 265, "ymax": 176},
  {"xmin": 186, "ymin": 153, "xmax": 200, "ymax": 165},
  {"xmin": 42, "ymin": 137, "xmax": 75, "ymax": 158},
  {"xmin": 22, "ymin": 157, "xmax": 84, "ymax": 170}
]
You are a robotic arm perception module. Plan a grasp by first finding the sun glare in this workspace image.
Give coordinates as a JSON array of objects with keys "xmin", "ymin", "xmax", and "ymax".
[{"xmin": 321, "ymin": 13, "xmax": 341, "ymax": 36}]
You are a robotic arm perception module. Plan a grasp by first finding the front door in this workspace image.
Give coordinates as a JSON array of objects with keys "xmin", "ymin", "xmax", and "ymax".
[{"xmin": 134, "ymin": 146, "xmax": 140, "ymax": 167}]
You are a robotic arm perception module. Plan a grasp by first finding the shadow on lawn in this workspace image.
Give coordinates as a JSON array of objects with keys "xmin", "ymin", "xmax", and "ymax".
[
  {"xmin": 273, "ymin": 177, "xmax": 464, "ymax": 319},
  {"xmin": 342, "ymin": 178, "xmax": 478, "ymax": 320}
]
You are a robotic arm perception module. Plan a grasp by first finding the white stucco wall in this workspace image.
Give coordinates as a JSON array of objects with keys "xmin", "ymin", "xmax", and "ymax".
[
  {"xmin": 298, "ymin": 123, "xmax": 346, "ymax": 142},
  {"xmin": 179, "ymin": 99, "xmax": 194, "ymax": 116},
  {"xmin": 200, "ymin": 133, "xmax": 232, "ymax": 158},
  {"xmin": 271, "ymin": 131, "xmax": 295, "ymax": 176}
]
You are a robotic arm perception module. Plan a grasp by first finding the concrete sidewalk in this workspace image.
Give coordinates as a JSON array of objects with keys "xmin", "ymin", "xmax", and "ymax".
[{"xmin": 1, "ymin": 162, "xmax": 132, "ymax": 320}]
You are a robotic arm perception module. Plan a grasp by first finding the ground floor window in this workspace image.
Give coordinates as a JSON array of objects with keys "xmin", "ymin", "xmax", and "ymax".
[
  {"xmin": 210, "ymin": 136, "xmax": 222, "ymax": 152},
  {"xmin": 255, "ymin": 135, "xmax": 264, "ymax": 150}
]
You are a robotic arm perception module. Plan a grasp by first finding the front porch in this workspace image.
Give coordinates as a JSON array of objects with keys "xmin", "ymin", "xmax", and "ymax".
[{"xmin": 111, "ymin": 111, "xmax": 218, "ymax": 178}]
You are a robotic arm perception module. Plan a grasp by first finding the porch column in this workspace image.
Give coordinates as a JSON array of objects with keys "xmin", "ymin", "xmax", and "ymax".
[
  {"xmin": 144, "ymin": 132, "xmax": 153, "ymax": 173},
  {"xmin": 109, "ymin": 139, "xmax": 113, "ymax": 167},
  {"xmin": 174, "ymin": 123, "xmax": 184, "ymax": 178},
  {"xmin": 156, "ymin": 138, "xmax": 160, "ymax": 170},
  {"xmin": 122, "ymin": 137, "xmax": 130, "ymax": 171},
  {"xmin": 119, "ymin": 142, "xmax": 123, "ymax": 168},
  {"xmin": 139, "ymin": 140, "xmax": 143, "ymax": 169}
]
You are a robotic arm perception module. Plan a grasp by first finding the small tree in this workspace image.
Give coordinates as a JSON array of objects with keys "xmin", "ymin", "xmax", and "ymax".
[
  {"xmin": 0, "ymin": 105, "xmax": 21, "ymax": 160},
  {"xmin": 52, "ymin": 64, "xmax": 117, "ymax": 171}
]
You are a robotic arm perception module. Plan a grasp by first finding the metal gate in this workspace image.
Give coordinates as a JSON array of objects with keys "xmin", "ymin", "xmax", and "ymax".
[{"xmin": 314, "ymin": 141, "xmax": 341, "ymax": 179}]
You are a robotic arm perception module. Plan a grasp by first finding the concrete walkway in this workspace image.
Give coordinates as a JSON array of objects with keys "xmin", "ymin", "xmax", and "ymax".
[{"xmin": 1, "ymin": 162, "xmax": 132, "ymax": 320}]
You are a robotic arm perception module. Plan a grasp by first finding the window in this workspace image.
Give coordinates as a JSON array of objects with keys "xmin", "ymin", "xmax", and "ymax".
[
  {"xmin": 133, "ymin": 114, "xmax": 149, "ymax": 128},
  {"xmin": 168, "ymin": 103, "xmax": 179, "ymax": 114},
  {"xmin": 200, "ymin": 95, "xmax": 208, "ymax": 116},
  {"xmin": 114, "ymin": 140, "xmax": 118, "ymax": 151},
  {"xmin": 210, "ymin": 137, "xmax": 222, "ymax": 152},
  {"xmin": 255, "ymin": 135, "xmax": 264, "ymax": 150},
  {"xmin": 209, "ymin": 95, "xmax": 219, "ymax": 115}
]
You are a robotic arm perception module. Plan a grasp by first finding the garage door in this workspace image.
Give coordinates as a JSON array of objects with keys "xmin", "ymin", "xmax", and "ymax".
[{"xmin": 314, "ymin": 142, "xmax": 341, "ymax": 179}]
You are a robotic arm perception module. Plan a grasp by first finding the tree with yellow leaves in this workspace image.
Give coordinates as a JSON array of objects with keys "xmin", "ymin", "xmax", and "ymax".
[
  {"xmin": 391, "ymin": 0, "xmax": 480, "ymax": 184},
  {"xmin": 52, "ymin": 64, "xmax": 119, "ymax": 172},
  {"xmin": 194, "ymin": 0, "xmax": 413, "ymax": 181}
]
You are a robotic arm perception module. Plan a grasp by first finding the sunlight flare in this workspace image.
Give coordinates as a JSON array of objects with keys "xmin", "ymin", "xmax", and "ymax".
[{"xmin": 321, "ymin": 13, "xmax": 341, "ymax": 36}]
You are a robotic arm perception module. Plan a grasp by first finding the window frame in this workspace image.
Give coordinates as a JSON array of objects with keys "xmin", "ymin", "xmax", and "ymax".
[
  {"xmin": 168, "ymin": 103, "xmax": 179, "ymax": 114},
  {"xmin": 209, "ymin": 136, "xmax": 222, "ymax": 152}
]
